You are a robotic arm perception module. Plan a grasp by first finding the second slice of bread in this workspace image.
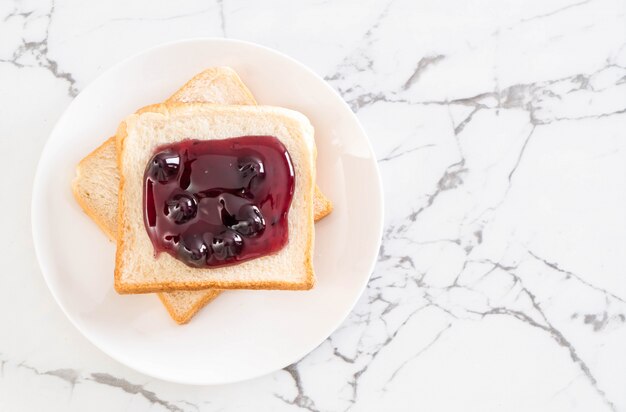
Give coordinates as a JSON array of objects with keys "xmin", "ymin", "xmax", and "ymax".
[{"xmin": 115, "ymin": 103, "xmax": 316, "ymax": 293}]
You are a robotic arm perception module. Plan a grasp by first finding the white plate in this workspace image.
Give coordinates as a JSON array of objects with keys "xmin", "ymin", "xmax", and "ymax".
[{"xmin": 31, "ymin": 38, "xmax": 383, "ymax": 385}]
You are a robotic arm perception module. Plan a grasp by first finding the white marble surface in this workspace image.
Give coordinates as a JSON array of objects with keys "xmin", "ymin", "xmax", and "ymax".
[{"xmin": 2, "ymin": 0, "xmax": 626, "ymax": 410}]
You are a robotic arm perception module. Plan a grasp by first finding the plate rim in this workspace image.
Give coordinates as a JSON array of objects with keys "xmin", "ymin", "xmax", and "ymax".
[{"xmin": 31, "ymin": 37, "xmax": 384, "ymax": 385}]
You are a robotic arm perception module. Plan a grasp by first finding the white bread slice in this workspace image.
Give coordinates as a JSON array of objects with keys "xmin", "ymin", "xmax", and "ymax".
[
  {"xmin": 115, "ymin": 103, "xmax": 316, "ymax": 293},
  {"xmin": 72, "ymin": 67, "xmax": 331, "ymax": 323}
]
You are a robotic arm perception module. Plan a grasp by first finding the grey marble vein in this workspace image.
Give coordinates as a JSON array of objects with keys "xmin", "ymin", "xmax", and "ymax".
[
  {"xmin": 1, "ymin": 0, "xmax": 78, "ymax": 97},
  {"xmin": 2, "ymin": 9, "xmax": 34, "ymax": 22},
  {"xmin": 94, "ymin": 6, "xmax": 218, "ymax": 24},
  {"xmin": 507, "ymin": 125, "xmax": 536, "ymax": 183},
  {"xmin": 518, "ymin": 0, "xmax": 592, "ymax": 25},
  {"xmin": 89, "ymin": 373, "xmax": 185, "ymax": 412},
  {"xmin": 402, "ymin": 55, "xmax": 446, "ymax": 91},
  {"xmin": 276, "ymin": 364, "xmax": 321, "ymax": 412},
  {"xmin": 409, "ymin": 159, "xmax": 467, "ymax": 222},
  {"xmin": 384, "ymin": 323, "xmax": 452, "ymax": 388},
  {"xmin": 546, "ymin": 107, "xmax": 626, "ymax": 123},
  {"xmin": 452, "ymin": 106, "xmax": 481, "ymax": 135},
  {"xmin": 42, "ymin": 4, "xmax": 220, "ymax": 46},
  {"xmin": 13, "ymin": 361, "xmax": 81, "ymax": 391},
  {"xmin": 44, "ymin": 368, "xmax": 80, "ymax": 388},
  {"xmin": 176, "ymin": 399, "xmax": 200, "ymax": 412},
  {"xmin": 216, "ymin": 0, "xmax": 227, "ymax": 37},
  {"xmin": 378, "ymin": 143, "xmax": 436, "ymax": 162},
  {"xmin": 528, "ymin": 251, "xmax": 626, "ymax": 304},
  {"xmin": 323, "ymin": 0, "xmax": 395, "ymax": 87},
  {"xmin": 583, "ymin": 312, "xmax": 610, "ymax": 332}
]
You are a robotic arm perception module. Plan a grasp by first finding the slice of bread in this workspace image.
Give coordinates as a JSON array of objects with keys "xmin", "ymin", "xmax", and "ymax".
[
  {"xmin": 115, "ymin": 103, "xmax": 316, "ymax": 293},
  {"xmin": 72, "ymin": 67, "xmax": 332, "ymax": 323}
]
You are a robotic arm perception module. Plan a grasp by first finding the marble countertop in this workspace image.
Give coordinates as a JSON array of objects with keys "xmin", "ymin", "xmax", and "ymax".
[{"xmin": 2, "ymin": 0, "xmax": 626, "ymax": 410}]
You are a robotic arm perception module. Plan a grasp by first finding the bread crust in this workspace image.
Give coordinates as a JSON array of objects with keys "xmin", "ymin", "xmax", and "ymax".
[
  {"xmin": 158, "ymin": 289, "xmax": 222, "ymax": 324},
  {"xmin": 114, "ymin": 103, "xmax": 316, "ymax": 294}
]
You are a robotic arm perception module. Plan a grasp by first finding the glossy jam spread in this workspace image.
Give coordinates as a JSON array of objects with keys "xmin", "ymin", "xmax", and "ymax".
[{"xmin": 143, "ymin": 136, "xmax": 295, "ymax": 268}]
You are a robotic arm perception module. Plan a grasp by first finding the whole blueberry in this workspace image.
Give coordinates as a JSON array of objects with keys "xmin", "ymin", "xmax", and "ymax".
[
  {"xmin": 147, "ymin": 151, "xmax": 180, "ymax": 182},
  {"xmin": 166, "ymin": 194, "xmax": 197, "ymax": 224},
  {"xmin": 237, "ymin": 156, "xmax": 264, "ymax": 187},
  {"xmin": 231, "ymin": 204, "xmax": 265, "ymax": 237},
  {"xmin": 210, "ymin": 230, "xmax": 243, "ymax": 261},
  {"xmin": 177, "ymin": 234, "xmax": 209, "ymax": 267}
]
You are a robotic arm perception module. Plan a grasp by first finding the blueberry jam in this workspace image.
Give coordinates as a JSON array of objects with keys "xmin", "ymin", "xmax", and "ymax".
[{"xmin": 143, "ymin": 136, "xmax": 295, "ymax": 268}]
